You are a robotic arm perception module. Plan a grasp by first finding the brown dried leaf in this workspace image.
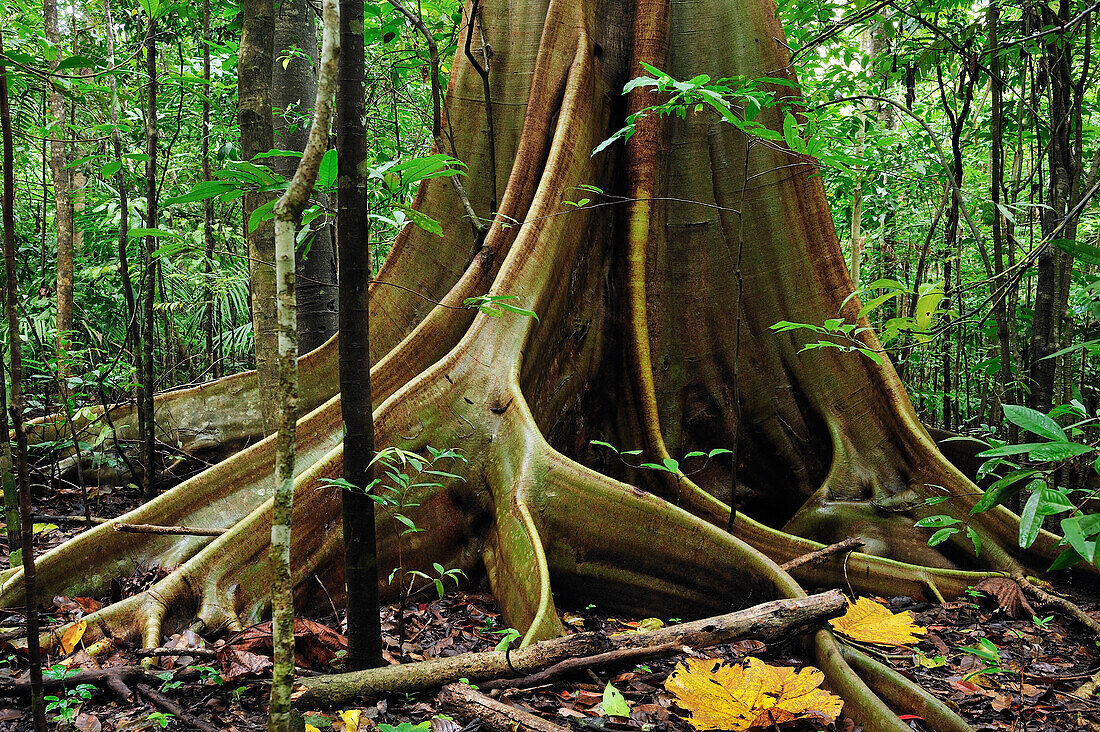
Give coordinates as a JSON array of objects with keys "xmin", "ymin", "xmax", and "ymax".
[
  {"xmin": 665, "ymin": 656, "xmax": 843, "ymax": 731},
  {"xmin": 829, "ymin": 597, "xmax": 925, "ymax": 646},
  {"xmin": 74, "ymin": 712, "xmax": 102, "ymax": 732},
  {"xmin": 973, "ymin": 577, "xmax": 1035, "ymax": 619}
]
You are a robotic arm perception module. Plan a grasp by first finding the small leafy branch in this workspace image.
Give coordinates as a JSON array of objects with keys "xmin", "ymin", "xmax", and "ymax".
[
  {"xmin": 769, "ymin": 279, "xmax": 953, "ymax": 366},
  {"xmin": 463, "ymin": 294, "xmax": 539, "ymax": 321},
  {"xmin": 323, "ymin": 445, "xmax": 469, "ymax": 651},
  {"xmin": 917, "ymin": 403, "xmax": 1100, "ymax": 570},
  {"xmin": 594, "ymin": 62, "xmax": 863, "ymax": 174},
  {"xmin": 590, "ymin": 440, "xmax": 732, "ymax": 494},
  {"xmin": 157, "ymin": 151, "xmax": 466, "ymax": 257}
]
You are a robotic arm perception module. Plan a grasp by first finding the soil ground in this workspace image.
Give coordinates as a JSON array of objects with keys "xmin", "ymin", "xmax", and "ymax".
[{"xmin": 1, "ymin": 458, "xmax": 1098, "ymax": 732}]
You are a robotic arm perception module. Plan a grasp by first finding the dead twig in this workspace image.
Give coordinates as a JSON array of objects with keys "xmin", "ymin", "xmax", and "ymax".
[
  {"xmin": 114, "ymin": 523, "xmax": 225, "ymax": 537},
  {"xmin": 136, "ymin": 683, "xmax": 219, "ymax": 732},
  {"xmin": 780, "ymin": 537, "xmax": 864, "ymax": 572},
  {"xmin": 440, "ymin": 682, "xmax": 568, "ymax": 732}
]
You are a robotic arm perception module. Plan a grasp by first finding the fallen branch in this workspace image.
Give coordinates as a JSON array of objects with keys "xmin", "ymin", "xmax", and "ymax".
[
  {"xmin": 293, "ymin": 589, "xmax": 847, "ymax": 707},
  {"xmin": 439, "ymin": 683, "xmax": 568, "ymax": 732},
  {"xmin": 0, "ymin": 666, "xmax": 156, "ymax": 697},
  {"xmin": 114, "ymin": 523, "xmax": 225, "ymax": 537},
  {"xmin": 137, "ymin": 646, "xmax": 218, "ymax": 659},
  {"xmin": 780, "ymin": 537, "xmax": 864, "ymax": 572},
  {"xmin": 32, "ymin": 513, "xmax": 109, "ymax": 525},
  {"xmin": 136, "ymin": 683, "xmax": 219, "ymax": 732},
  {"xmin": 480, "ymin": 642, "xmax": 681, "ymax": 690}
]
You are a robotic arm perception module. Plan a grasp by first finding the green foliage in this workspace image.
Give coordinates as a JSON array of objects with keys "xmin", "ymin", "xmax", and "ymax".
[{"xmin": 918, "ymin": 403, "xmax": 1100, "ymax": 569}]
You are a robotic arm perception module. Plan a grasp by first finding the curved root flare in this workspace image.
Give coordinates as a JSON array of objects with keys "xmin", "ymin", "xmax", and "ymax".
[{"xmin": 11, "ymin": 1, "xmax": 1091, "ymax": 731}]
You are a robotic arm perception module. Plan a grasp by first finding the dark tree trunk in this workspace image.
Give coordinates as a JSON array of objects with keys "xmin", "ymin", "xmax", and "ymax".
[
  {"xmin": 339, "ymin": 0, "xmax": 382, "ymax": 669},
  {"xmin": 141, "ymin": 17, "xmax": 159, "ymax": 502},
  {"xmin": 1, "ymin": 40, "xmax": 46, "ymax": 732}
]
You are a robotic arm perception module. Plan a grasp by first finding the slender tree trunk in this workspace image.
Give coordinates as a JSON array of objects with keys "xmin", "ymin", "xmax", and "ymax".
[
  {"xmin": 142, "ymin": 17, "xmax": 159, "ymax": 501},
  {"xmin": 1, "ymin": 42, "xmax": 47, "ymax": 732},
  {"xmin": 988, "ymin": 1, "xmax": 1013, "ymax": 413},
  {"xmin": 1030, "ymin": 0, "xmax": 1076, "ymax": 414},
  {"xmin": 239, "ymin": 0, "xmax": 278, "ymax": 432},
  {"xmin": 44, "ymin": 0, "xmax": 74, "ymax": 374},
  {"xmin": 273, "ymin": 0, "xmax": 339, "ymax": 352},
  {"xmin": 0, "ymin": 44, "xmax": 16, "ymax": 552},
  {"xmin": 104, "ymin": 0, "xmax": 140, "ymax": 394},
  {"xmin": 340, "ymin": 0, "xmax": 382, "ymax": 670},
  {"xmin": 269, "ymin": 2, "xmax": 339, "ymax": 727}
]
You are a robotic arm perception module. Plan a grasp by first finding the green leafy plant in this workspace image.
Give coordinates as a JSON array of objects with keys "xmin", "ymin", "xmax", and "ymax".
[
  {"xmin": 324, "ymin": 445, "xmax": 469, "ymax": 651},
  {"xmin": 43, "ymin": 682, "xmax": 95, "ymax": 724},
  {"xmin": 146, "ymin": 712, "xmax": 174, "ymax": 729},
  {"xmin": 918, "ymin": 403, "xmax": 1099, "ymax": 569},
  {"xmin": 594, "ymin": 63, "xmax": 861, "ymax": 173},
  {"xmin": 957, "ymin": 637, "xmax": 1004, "ymax": 681}
]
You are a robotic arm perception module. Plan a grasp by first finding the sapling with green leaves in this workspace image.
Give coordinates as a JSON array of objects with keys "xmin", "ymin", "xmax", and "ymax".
[
  {"xmin": 324, "ymin": 445, "xmax": 469, "ymax": 653},
  {"xmin": 917, "ymin": 402, "xmax": 1100, "ymax": 569}
]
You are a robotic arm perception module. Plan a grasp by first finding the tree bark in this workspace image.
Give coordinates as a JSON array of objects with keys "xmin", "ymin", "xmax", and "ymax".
[
  {"xmin": 273, "ymin": 0, "xmax": 339, "ymax": 352},
  {"xmin": 44, "ymin": 0, "xmax": 74, "ymax": 374},
  {"xmin": 239, "ymin": 0, "xmax": 278, "ymax": 433},
  {"xmin": 269, "ymin": 3, "xmax": 339, "ymax": 727},
  {"xmin": 339, "ymin": 0, "xmax": 383, "ymax": 671},
  {"xmin": 141, "ymin": 17, "xmax": 159, "ymax": 502},
  {"xmin": 1, "ymin": 39, "xmax": 46, "ymax": 732}
]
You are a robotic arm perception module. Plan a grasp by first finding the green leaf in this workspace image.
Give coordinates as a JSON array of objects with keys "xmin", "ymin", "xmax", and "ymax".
[
  {"xmin": 1061, "ymin": 514, "xmax": 1100, "ymax": 563},
  {"xmin": 972, "ymin": 469, "xmax": 1039, "ymax": 514},
  {"xmin": 590, "ymin": 440, "xmax": 618, "ymax": 453},
  {"xmin": 55, "ymin": 55, "xmax": 101, "ymax": 72},
  {"xmin": 1002, "ymin": 405, "xmax": 1066, "ymax": 441},
  {"xmin": 316, "ymin": 148, "xmax": 338, "ymax": 188},
  {"xmin": 602, "ymin": 683, "xmax": 631, "ymax": 718},
  {"xmin": 662, "ymin": 458, "xmax": 680, "ymax": 473},
  {"xmin": 100, "ymin": 160, "xmax": 122, "ymax": 177},
  {"xmin": 495, "ymin": 302, "xmax": 540, "ymax": 321},
  {"xmin": 395, "ymin": 205, "xmax": 443, "ymax": 237},
  {"xmin": 1028, "ymin": 442, "xmax": 1094, "ymax": 461},
  {"xmin": 914, "ymin": 515, "xmax": 960, "ymax": 528},
  {"xmin": 248, "ymin": 199, "xmax": 277, "ymax": 233},
  {"xmin": 966, "ymin": 526, "xmax": 981, "ymax": 556},
  {"xmin": 928, "ymin": 527, "xmax": 959, "ymax": 546},
  {"xmin": 164, "ymin": 180, "xmax": 239, "ymax": 205},
  {"xmin": 1051, "ymin": 237, "xmax": 1100, "ymax": 266},
  {"xmin": 1049, "ymin": 546, "xmax": 1085, "ymax": 571},
  {"xmin": 128, "ymin": 227, "xmax": 181, "ymax": 240}
]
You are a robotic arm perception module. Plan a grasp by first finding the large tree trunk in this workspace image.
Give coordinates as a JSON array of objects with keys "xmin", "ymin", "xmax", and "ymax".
[{"xmin": 6, "ymin": 0, "xmax": 1087, "ymax": 728}]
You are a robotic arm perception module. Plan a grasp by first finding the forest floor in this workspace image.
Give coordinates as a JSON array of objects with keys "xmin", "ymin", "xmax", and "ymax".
[{"xmin": 1, "ymin": 470, "xmax": 1099, "ymax": 732}]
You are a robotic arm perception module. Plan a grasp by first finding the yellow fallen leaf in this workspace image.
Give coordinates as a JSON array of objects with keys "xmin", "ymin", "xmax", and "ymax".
[
  {"xmin": 829, "ymin": 597, "xmax": 926, "ymax": 646},
  {"xmin": 339, "ymin": 709, "xmax": 361, "ymax": 732},
  {"xmin": 60, "ymin": 619, "xmax": 87, "ymax": 655},
  {"xmin": 665, "ymin": 656, "xmax": 843, "ymax": 731},
  {"xmin": 305, "ymin": 726, "xmax": 321, "ymax": 732}
]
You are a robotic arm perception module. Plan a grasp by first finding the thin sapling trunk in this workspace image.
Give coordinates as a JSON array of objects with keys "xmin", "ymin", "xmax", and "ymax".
[{"xmin": 269, "ymin": 1, "xmax": 339, "ymax": 728}]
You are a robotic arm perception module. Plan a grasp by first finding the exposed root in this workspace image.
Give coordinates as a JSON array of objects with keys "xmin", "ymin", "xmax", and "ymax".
[{"xmin": 839, "ymin": 643, "xmax": 973, "ymax": 732}]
